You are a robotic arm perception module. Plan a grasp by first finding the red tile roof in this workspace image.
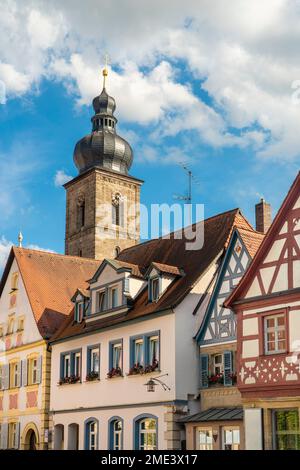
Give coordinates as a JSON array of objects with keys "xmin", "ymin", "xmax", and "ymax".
[
  {"xmin": 51, "ymin": 208, "xmax": 264, "ymax": 343},
  {"xmin": 0, "ymin": 248, "xmax": 99, "ymax": 338}
]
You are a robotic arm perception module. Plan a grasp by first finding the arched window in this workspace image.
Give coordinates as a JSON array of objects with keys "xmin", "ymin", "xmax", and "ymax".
[
  {"xmin": 84, "ymin": 418, "xmax": 98, "ymax": 450},
  {"xmin": 112, "ymin": 193, "xmax": 124, "ymax": 227},
  {"xmin": 133, "ymin": 415, "xmax": 157, "ymax": 450},
  {"xmin": 114, "ymin": 246, "xmax": 121, "ymax": 258},
  {"xmin": 77, "ymin": 197, "xmax": 85, "ymax": 229},
  {"xmin": 108, "ymin": 417, "xmax": 123, "ymax": 450}
]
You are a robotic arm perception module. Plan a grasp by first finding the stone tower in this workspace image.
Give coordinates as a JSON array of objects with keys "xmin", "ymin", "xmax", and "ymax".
[{"xmin": 65, "ymin": 68, "xmax": 143, "ymax": 260}]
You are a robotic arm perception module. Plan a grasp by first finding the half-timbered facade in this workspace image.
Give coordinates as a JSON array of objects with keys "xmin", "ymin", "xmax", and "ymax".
[
  {"xmin": 183, "ymin": 228, "xmax": 264, "ymax": 450},
  {"xmin": 226, "ymin": 172, "xmax": 300, "ymax": 450}
]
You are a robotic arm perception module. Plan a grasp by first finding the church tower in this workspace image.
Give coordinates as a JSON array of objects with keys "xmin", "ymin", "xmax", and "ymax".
[{"xmin": 65, "ymin": 66, "xmax": 143, "ymax": 260}]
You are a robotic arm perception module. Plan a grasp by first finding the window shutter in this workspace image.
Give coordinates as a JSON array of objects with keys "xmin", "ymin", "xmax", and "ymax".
[
  {"xmin": 22, "ymin": 359, "xmax": 27, "ymax": 387},
  {"xmin": 16, "ymin": 362, "xmax": 21, "ymax": 388},
  {"xmin": 36, "ymin": 355, "xmax": 42, "ymax": 384},
  {"xmin": 224, "ymin": 351, "xmax": 233, "ymax": 386},
  {"xmin": 0, "ymin": 423, "xmax": 8, "ymax": 449},
  {"xmin": 200, "ymin": 354, "xmax": 209, "ymax": 388},
  {"xmin": 14, "ymin": 423, "xmax": 20, "ymax": 449},
  {"xmin": 3, "ymin": 364, "xmax": 9, "ymax": 390}
]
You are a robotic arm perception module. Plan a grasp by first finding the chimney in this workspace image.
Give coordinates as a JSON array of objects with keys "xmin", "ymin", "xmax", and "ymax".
[{"xmin": 255, "ymin": 198, "xmax": 272, "ymax": 233}]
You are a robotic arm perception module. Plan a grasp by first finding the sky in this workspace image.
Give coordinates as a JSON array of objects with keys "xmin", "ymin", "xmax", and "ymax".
[{"xmin": 1, "ymin": 0, "xmax": 300, "ymax": 270}]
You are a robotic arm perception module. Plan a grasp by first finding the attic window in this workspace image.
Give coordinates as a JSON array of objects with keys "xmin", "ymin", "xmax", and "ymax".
[
  {"xmin": 11, "ymin": 272, "xmax": 18, "ymax": 291},
  {"xmin": 75, "ymin": 301, "xmax": 84, "ymax": 323},
  {"xmin": 149, "ymin": 278, "xmax": 160, "ymax": 302},
  {"xmin": 96, "ymin": 291, "xmax": 106, "ymax": 312}
]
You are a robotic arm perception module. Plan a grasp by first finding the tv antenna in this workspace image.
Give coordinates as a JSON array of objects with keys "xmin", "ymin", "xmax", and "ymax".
[{"xmin": 173, "ymin": 162, "xmax": 195, "ymax": 225}]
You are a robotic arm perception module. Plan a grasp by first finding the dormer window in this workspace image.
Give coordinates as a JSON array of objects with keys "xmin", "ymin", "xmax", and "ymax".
[
  {"xmin": 110, "ymin": 286, "xmax": 118, "ymax": 309},
  {"xmin": 96, "ymin": 291, "xmax": 106, "ymax": 312},
  {"xmin": 75, "ymin": 301, "xmax": 84, "ymax": 323}
]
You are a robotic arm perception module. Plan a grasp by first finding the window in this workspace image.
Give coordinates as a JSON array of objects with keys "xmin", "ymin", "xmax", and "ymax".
[
  {"xmin": 109, "ymin": 418, "xmax": 123, "ymax": 450},
  {"xmin": 149, "ymin": 335, "xmax": 159, "ymax": 366},
  {"xmin": 111, "ymin": 343, "xmax": 122, "ymax": 370},
  {"xmin": 223, "ymin": 427, "xmax": 240, "ymax": 450},
  {"xmin": 0, "ymin": 364, "xmax": 3, "ymax": 390},
  {"xmin": 77, "ymin": 200, "xmax": 85, "ymax": 228},
  {"xmin": 150, "ymin": 278, "xmax": 160, "ymax": 302},
  {"xmin": 213, "ymin": 354, "xmax": 223, "ymax": 375},
  {"xmin": 7, "ymin": 317, "xmax": 15, "ymax": 335},
  {"xmin": 96, "ymin": 291, "xmax": 106, "ymax": 312},
  {"xmin": 75, "ymin": 301, "xmax": 84, "ymax": 323},
  {"xmin": 134, "ymin": 338, "xmax": 144, "ymax": 366},
  {"xmin": 273, "ymin": 409, "xmax": 300, "ymax": 450},
  {"xmin": 110, "ymin": 287, "xmax": 118, "ymax": 309},
  {"xmin": 264, "ymin": 313, "xmax": 287, "ymax": 354},
  {"xmin": 9, "ymin": 362, "xmax": 20, "ymax": 388},
  {"xmin": 196, "ymin": 428, "xmax": 213, "ymax": 450},
  {"xmin": 60, "ymin": 350, "xmax": 81, "ymax": 382},
  {"xmin": 130, "ymin": 333, "xmax": 160, "ymax": 370},
  {"xmin": 17, "ymin": 317, "xmax": 24, "ymax": 331},
  {"xmin": 87, "ymin": 346, "xmax": 100, "ymax": 376},
  {"xmin": 28, "ymin": 357, "xmax": 38, "ymax": 385},
  {"xmin": 8, "ymin": 422, "xmax": 18, "ymax": 449},
  {"xmin": 112, "ymin": 194, "xmax": 124, "ymax": 227},
  {"xmin": 74, "ymin": 352, "xmax": 81, "ymax": 378},
  {"xmin": 85, "ymin": 419, "xmax": 98, "ymax": 450},
  {"xmin": 11, "ymin": 272, "xmax": 18, "ymax": 290},
  {"xmin": 135, "ymin": 417, "xmax": 157, "ymax": 450}
]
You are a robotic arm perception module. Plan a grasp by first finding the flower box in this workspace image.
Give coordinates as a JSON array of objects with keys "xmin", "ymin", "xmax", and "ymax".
[
  {"xmin": 86, "ymin": 371, "xmax": 99, "ymax": 382},
  {"xmin": 107, "ymin": 367, "xmax": 122, "ymax": 379},
  {"xmin": 59, "ymin": 375, "xmax": 81, "ymax": 385}
]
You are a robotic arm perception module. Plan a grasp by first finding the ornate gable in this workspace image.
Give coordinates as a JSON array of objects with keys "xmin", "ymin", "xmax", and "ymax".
[
  {"xmin": 197, "ymin": 230, "xmax": 251, "ymax": 345},
  {"xmin": 245, "ymin": 185, "xmax": 300, "ymax": 299}
]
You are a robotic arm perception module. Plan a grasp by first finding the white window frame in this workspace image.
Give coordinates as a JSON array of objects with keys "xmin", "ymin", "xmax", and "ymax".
[
  {"xmin": 110, "ymin": 286, "xmax": 118, "ymax": 309},
  {"xmin": 222, "ymin": 426, "xmax": 240, "ymax": 450},
  {"xmin": 264, "ymin": 313, "xmax": 287, "ymax": 355},
  {"xmin": 88, "ymin": 421, "xmax": 97, "ymax": 450},
  {"xmin": 149, "ymin": 336, "xmax": 159, "ymax": 365},
  {"xmin": 139, "ymin": 418, "xmax": 157, "ymax": 451},
  {"xmin": 76, "ymin": 302, "xmax": 84, "ymax": 322},
  {"xmin": 134, "ymin": 338, "xmax": 144, "ymax": 365},
  {"xmin": 90, "ymin": 348, "xmax": 100, "ymax": 374},
  {"xmin": 113, "ymin": 420, "xmax": 122, "ymax": 450},
  {"xmin": 151, "ymin": 278, "xmax": 160, "ymax": 302},
  {"xmin": 112, "ymin": 343, "xmax": 122, "ymax": 369},
  {"xmin": 196, "ymin": 427, "xmax": 213, "ymax": 450},
  {"xmin": 96, "ymin": 290, "xmax": 106, "ymax": 312},
  {"xmin": 74, "ymin": 352, "xmax": 81, "ymax": 378},
  {"xmin": 63, "ymin": 354, "xmax": 71, "ymax": 378},
  {"xmin": 213, "ymin": 354, "xmax": 224, "ymax": 375}
]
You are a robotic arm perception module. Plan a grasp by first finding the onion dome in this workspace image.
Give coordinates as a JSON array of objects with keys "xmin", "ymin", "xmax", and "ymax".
[{"xmin": 73, "ymin": 68, "xmax": 133, "ymax": 175}]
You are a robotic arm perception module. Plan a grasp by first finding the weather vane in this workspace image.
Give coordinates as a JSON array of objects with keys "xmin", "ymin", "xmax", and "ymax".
[{"xmin": 102, "ymin": 53, "xmax": 110, "ymax": 88}]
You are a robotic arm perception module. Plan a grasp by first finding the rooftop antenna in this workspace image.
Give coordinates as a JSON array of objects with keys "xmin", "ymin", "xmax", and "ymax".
[{"xmin": 173, "ymin": 162, "xmax": 193, "ymax": 225}]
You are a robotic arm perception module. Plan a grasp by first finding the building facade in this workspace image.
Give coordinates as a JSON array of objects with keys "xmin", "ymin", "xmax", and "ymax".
[
  {"xmin": 0, "ymin": 248, "xmax": 99, "ymax": 450},
  {"xmin": 226, "ymin": 172, "xmax": 300, "ymax": 450},
  {"xmin": 184, "ymin": 227, "xmax": 264, "ymax": 450}
]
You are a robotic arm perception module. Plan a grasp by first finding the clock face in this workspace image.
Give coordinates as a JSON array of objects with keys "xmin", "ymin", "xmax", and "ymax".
[{"xmin": 10, "ymin": 294, "xmax": 17, "ymax": 309}]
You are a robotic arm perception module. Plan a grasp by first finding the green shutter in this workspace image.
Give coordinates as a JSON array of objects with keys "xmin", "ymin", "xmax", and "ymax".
[
  {"xmin": 224, "ymin": 351, "xmax": 233, "ymax": 386},
  {"xmin": 22, "ymin": 359, "xmax": 27, "ymax": 387},
  {"xmin": 200, "ymin": 354, "xmax": 209, "ymax": 388},
  {"xmin": 36, "ymin": 356, "xmax": 42, "ymax": 384}
]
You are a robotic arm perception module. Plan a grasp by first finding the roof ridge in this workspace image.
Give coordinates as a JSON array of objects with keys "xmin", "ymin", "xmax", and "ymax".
[{"xmin": 13, "ymin": 246, "xmax": 100, "ymax": 263}]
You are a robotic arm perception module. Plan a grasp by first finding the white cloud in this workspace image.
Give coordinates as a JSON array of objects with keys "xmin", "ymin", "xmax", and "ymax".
[
  {"xmin": 1, "ymin": 0, "xmax": 300, "ymax": 160},
  {"xmin": 54, "ymin": 170, "xmax": 73, "ymax": 187}
]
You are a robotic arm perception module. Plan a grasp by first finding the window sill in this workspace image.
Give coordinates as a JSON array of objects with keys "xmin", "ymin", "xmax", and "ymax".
[
  {"xmin": 85, "ymin": 378, "xmax": 100, "ymax": 383},
  {"xmin": 106, "ymin": 375, "xmax": 124, "ymax": 380},
  {"xmin": 127, "ymin": 369, "xmax": 161, "ymax": 377},
  {"xmin": 58, "ymin": 380, "xmax": 82, "ymax": 386}
]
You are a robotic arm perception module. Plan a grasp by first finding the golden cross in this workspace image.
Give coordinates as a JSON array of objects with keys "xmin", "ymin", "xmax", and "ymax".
[{"xmin": 102, "ymin": 53, "xmax": 110, "ymax": 88}]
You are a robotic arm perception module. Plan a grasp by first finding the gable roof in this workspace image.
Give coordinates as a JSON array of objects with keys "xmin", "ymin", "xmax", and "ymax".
[
  {"xmin": 195, "ymin": 228, "xmax": 263, "ymax": 342},
  {"xmin": 89, "ymin": 258, "xmax": 144, "ymax": 283},
  {"xmin": 51, "ymin": 208, "xmax": 263, "ymax": 344},
  {"xmin": 0, "ymin": 247, "xmax": 99, "ymax": 338},
  {"xmin": 225, "ymin": 171, "xmax": 300, "ymax": 307}
]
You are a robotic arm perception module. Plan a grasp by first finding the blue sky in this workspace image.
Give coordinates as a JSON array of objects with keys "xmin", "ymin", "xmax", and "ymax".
[{"xmin": 1, "ymin": 1, "xmax": 300, "ymax": 268}]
